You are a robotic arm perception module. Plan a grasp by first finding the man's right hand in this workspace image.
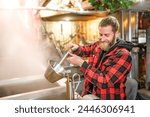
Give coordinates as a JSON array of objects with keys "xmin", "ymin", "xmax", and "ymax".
[
  {"xmin": 66, "ymin": 53, "xmax": 84, "ymax": 67},
  {"xmin": 68, "ymin": 43, "xmax": 79, "ymax": 52}
]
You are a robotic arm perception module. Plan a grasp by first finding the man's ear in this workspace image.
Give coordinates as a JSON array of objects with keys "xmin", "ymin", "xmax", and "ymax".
[{"xmin": 115, "ymin": 31, "xmax": 120, "ymax": 38}]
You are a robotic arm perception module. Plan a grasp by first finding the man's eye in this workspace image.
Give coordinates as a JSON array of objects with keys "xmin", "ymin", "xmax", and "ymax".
[
  {"xmin": 105, "ymin": 34, "xmax": 109, "ymax": 37},
  {"xmin": 100, "ymin": 34, "xmax": 110, "ymax": 37}
]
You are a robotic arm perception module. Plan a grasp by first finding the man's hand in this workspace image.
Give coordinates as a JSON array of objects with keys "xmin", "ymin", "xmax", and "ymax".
[
  {"xmin": 68, "ymin": 43, "xmax": 79, "ymax": 52},
  {"xmin": 66, "ymin": 53, "xmax": 84, "ymax": 67}
]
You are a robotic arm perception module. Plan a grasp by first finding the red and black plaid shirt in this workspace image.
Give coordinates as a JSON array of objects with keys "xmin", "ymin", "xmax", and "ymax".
[{"xmin": 74, "ymin": 40, "xmax": 132, "ymax": 100}]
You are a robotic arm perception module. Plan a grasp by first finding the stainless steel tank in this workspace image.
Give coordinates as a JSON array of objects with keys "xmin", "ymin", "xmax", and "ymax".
[{"xmin": 0, "ymin": 75, "xmax": 67, "ymax": 100}]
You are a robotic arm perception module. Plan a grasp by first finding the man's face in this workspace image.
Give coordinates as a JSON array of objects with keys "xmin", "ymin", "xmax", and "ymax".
[{"xmin": 98, "ymin": 25, "xmax": 117, "ymax": 51}]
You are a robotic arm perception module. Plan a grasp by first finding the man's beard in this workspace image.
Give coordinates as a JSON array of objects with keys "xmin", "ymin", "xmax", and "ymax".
[{"xmin": 99, "ymin": 37, "xmax": 116, "ymax": 51}]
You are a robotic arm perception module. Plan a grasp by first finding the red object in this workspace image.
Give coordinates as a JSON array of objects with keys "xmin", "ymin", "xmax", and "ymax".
[{"xmin": 73, "ymin": 40, "xmax": 133, "ymax": 100}]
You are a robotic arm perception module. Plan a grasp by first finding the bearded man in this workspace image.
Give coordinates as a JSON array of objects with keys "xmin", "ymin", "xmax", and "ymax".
[{"xmin": 67, "ymin": 16, "xmax": 134, "ymax": 100}]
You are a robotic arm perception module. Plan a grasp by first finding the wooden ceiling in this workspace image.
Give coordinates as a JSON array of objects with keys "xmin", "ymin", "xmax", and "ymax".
[
  {"xmin": 41, "ymin": 12, "xmax": 108, "ymax": 21},
  {"xmin": 39, "ymin": 0, "xmax": 150, "ymax": 21},
  {"xmin": 40, "ymin": 0, "xmax": 50, "ymax": 6},
  {"xmin": 39, "ymin": 0, "xmax": 108, "ymax": 21}
]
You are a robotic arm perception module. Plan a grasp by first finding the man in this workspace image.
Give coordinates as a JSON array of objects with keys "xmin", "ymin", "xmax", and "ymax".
[{"xmin": 67, "ymin": 16, "xmax": 134, "ymax": 100}]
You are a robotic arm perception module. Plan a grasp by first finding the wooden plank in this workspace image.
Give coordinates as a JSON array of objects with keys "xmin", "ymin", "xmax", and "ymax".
[{"xmin": 40, "ymin": 0, "xmax": 51, "ymax": 6}]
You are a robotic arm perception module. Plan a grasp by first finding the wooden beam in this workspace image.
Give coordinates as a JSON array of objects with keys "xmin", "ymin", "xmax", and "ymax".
[{"xmin": 40, "ymin": 0, "xmax": 51, "ymax": 6}]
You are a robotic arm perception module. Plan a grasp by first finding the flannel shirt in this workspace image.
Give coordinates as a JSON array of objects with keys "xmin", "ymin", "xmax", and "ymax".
[{"xmin": 74, "ymin": 40, "xmax": 133, "ymax": 100}]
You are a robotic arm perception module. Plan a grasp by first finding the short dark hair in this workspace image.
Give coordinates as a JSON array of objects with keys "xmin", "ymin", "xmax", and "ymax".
[{"xmin": 99, "ymin": 16, "xmax": 120, "ymax": 32}]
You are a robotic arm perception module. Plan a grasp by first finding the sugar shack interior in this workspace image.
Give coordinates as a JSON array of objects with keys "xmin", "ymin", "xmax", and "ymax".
[{"xmin": 0, "ymin": 0, "xmax": 150, "ymax": 100}]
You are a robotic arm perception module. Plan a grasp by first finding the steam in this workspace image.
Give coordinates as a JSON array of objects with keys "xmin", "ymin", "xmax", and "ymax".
[{"xmin": 0, "ymin": 0, "xmax": 46, "ymax": 79}]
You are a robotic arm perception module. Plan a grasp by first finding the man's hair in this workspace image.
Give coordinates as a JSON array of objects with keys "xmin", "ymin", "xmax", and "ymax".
[{"xmin": 99, "ymin": 16, "xmax": 120, "ymax": 32}]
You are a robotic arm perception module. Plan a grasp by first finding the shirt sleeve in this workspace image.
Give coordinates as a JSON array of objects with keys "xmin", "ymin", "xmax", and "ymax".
[
  {"xmin": 73, "ymin": 42, "xmax": 98, "ymax": 58},
  {"xmin": 80, "ymin": 49, "xmax": 132, "ymax": 89}
]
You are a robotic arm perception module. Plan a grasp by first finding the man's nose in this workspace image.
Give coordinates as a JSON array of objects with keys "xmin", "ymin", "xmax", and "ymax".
[{"xmin": 100, "ymin": 36, "xmax": 105, "ymax": 42}]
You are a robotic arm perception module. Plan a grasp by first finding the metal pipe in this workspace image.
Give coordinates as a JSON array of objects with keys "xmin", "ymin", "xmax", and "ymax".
[
  {"xmin": 53, "ymin": 50, "xmax": 70, "ymax": 73},
  {"xmin": 121, "ymin": 10, "xmax": 124, "ymax": 40},
  {"xmin": 128, "ymin": 10, "xmax": 132, "ymax": 42},
  {"xmin": 57, "ymin": 50, "xmax": 70, "ymax": 66},
  {"xmin": 72, "ymin": 73, "xmax": 81, "ymax": 92},
  {"xmin": 146, "ymin": 26, "xmax": 150, "ymax": 89},
  {"xmin": 128, "ymin": 10, "xmax": 132, "ymax": 78}
]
